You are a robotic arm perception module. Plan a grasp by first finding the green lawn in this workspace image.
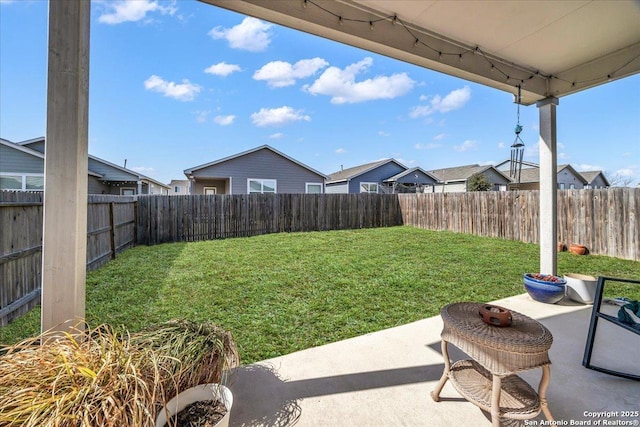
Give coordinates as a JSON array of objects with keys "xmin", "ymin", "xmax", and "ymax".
[{"xmin": 2, "ymin": 226, "xmax": 639, "ymax": 364}]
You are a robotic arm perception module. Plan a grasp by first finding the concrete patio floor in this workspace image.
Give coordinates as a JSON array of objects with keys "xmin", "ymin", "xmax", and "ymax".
[{"xmin": 226, "ymin": 293, "xmax": 640, "ymax": 427}]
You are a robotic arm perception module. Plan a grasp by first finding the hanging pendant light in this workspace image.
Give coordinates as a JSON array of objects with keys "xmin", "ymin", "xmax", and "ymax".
[{"xmin": 509, "ymin": 85, "xmax": 525, "ymax": 187}]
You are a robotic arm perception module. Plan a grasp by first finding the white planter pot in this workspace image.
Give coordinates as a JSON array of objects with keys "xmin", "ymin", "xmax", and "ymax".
[
  {"xmin": 564, "ymin": 273, "xmax": 598, "ymax": 304},
  {"xmin": 155, "ymin": 383, "xmax": 233, "ymax": 427}
]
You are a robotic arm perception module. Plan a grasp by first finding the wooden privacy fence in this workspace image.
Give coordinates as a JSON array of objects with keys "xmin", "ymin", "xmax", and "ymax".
[
  {"xmin": 137, "ymin": 193, "xmax": 403, "ymax": 245},
  {"xmin": 2, "ymin": 188, "xmax": 638, "ymax": 326},
  {"xmin": 0, "ymin": 192, "xmax": 136, "ymax": 325},
  {"xmin": 398, "ymin": 188, "xmax": 639, "ymax": 261}
]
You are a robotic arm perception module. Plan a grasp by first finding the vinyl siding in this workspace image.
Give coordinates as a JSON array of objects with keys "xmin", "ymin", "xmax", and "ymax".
[
  {"xmin": 88, "ymin": 158, "xmax": 140, "ymax": 182},
  {"xmin": 325, "ymin": 182, "xmax": 348, "ymax": 193},
  {"xmin": 394, "ymin": 170, "xmax": 438, "ymax": 185},
  {"xmin": 88, "ymin": 176, "xmax": 111, "ymax": 194},
  {"xmin": 484, "ymin": 169, "xmax": 511, "ymax": 186},
  {"xmin": 0, "ymin": 144, "xmax": 44, "ymax": 174},
  {"xmin": 193, "ymin": 179, "xmax": 228, "ymax": 195},
  {"xmin": 558, "ymin": 169, "xmax": 585, "ymax": 189},
  {"xmin": 587, "ymin": 176, "xmax": 608, "ymax": 188},
  {"xmin": 434, "ymin": 182, "xmax": 467, "ymax": 193},
  {"xmin": 192, "ymin": 148, "xmax": 324, "ymax": 194}
]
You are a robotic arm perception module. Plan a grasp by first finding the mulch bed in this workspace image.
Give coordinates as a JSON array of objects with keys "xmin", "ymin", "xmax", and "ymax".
[{"xmin": 171, "ymin": 399, "xmax": 227, "ymax": 427}]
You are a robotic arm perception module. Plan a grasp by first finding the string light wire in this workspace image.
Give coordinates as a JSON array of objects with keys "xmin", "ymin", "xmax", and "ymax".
[{"xmin": 299, "ymin": 0, "xmax": 638, "ymax": 93}]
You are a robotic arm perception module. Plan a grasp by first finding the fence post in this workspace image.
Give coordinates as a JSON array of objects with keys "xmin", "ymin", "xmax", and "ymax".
[{"xmin": 109, "ymin": 202, "xmax": 116, "ymax": 260}]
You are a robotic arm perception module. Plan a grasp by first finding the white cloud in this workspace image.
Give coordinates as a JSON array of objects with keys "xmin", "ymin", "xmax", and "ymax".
[
  {"xmin": 254, "ymin": 58, "xmax": 328, "ymax": 88},
  {"xmin": 414, "ymin": 143, "xmax": 442, "ymax": 150},
  {"xmin": 497, "ymin": 142, "xmax": 506, "ymax": 149},
  {"xmin": 131, "ymin": 166, "xmax": 156, "ymax": 174},
  {"xmin": 378, "ymin": 131, "xmax": 390, "ymax": 137},
  {"xmin": 336, "ymin": 148, "xmax": 347, "ymax": 154},
  {"xmin": 397, "ymin": 158, "xmax": 415, "ymax": 165},
  {"xmin": 209, "ymin": 17, "xmax": 272, "ymax": 52},
  {"xmin": 577, "ymin": 163, "xmax": 603, "ymax": 171},
  {"xmin": 617, "ymin": 168, "xmax": 635, "ymax": 177},
  {"xmin": 304, "ymin": 57, "xmax": 414, "ymax": 104},
  {"xmin": 195, "ymin": 110, "xmax": 210, "ymax": 123},
  {"xmin": 144, "ymin": 75, "xmax": 201, "ymax": 101},
  {"xmin": 204, "ymin": 62, "xmax": 242, "ymax": 77},
  {"xmin": 453, "ymin": 139, "xmax": 478, "ymax": 152},
  {"xmin": 213, "ymin": 115, "xmax": 236, "ymax": 126},
  {"xmin": 98, "ymin": 0, "xmax": 176, "ymax": 24},
  {"xmin": 409, "ymin": 86, "xmax": 471, "ymax": 117},
  {"xmin": 433, "ymin": 133, "xmax": 446, "ymax": 141},
  {"xmin": 269, "ymin": 133, "xmax": 284, "ymax": 139},
  {"xmin": 250, "ymin": 106, "xmax": 311, "ymax": 127}
]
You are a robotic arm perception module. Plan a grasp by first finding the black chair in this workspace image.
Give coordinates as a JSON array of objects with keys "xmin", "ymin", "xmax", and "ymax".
[{"xmin": 583, "ymin": 276, "xmax": 640, "ymax": 380}]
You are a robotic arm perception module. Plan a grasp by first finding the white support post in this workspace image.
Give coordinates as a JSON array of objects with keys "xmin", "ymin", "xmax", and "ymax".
[
  {"xmin": 137, "ymin": 180, "xmax": 143, "ymax": 195},
  {"xmin": 536, "ymin": 96, "xmax": 559, "ymax": 275},
  {"xmin": 41, "ymin": 0, "xmax": 91, "ymax": 334}
]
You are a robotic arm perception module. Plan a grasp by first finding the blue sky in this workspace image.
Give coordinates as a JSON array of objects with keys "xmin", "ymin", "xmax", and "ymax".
[{"xmin": 1, "ymin": 0, "xmax": 639, "ymax": 186}]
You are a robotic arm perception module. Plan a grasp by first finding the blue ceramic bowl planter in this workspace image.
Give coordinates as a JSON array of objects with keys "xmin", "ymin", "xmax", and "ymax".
[{"xmin": 523, "ymin": 273, "xmax": 567, "ymax": 304}]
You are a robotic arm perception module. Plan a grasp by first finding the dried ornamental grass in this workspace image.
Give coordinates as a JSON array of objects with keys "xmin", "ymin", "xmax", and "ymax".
[
  {"xmin": 0, "ymin": 325, "xmax": 161, "ymax": 427},
  {"xmin": 131, "ymin": 319, "xmax": 240, "ymax": 399}
]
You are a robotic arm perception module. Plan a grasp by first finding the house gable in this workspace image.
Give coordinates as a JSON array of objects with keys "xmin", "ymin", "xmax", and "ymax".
[
  {"xmin": 557, "ymin": 164, "xmax": 587, "ymax": 189},
  {"xmin": 185, "ymin": 145, "xmax": 326, "ymax": 194},
  {"xmin": 384, "ymin": 167, "xmax": 439, "ymax": 185},
  {"xmin": 580, "ymin": 171, "xmax": 609, "ymax": 188},
  {"xmin": 348, "ymin": 161, "xmax": 406, "ymax": 193}
]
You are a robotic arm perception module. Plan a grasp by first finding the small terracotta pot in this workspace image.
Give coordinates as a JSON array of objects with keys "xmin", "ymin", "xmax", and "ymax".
[
  {"xmin": 569, "ymin": 244, "xmax": 588, "ymax": 255},
  {"xmin": 558, "ymin": 243, "xmax": 566, "ymax": 252}
]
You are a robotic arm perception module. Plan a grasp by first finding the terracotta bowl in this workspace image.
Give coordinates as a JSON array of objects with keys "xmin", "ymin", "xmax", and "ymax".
[{"xmin": 569, "ymin": 244, "xmax": 588, "ymax": 255}]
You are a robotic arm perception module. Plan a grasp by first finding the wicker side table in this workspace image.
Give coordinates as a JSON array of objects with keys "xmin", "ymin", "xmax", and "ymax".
[{"xmin": 431, "ymin": 302, "xmax": 554, "ymax": 427}]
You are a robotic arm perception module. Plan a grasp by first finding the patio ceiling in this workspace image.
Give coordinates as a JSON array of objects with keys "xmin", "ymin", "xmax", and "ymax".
[{"xmin": 201, "ymin": 0, "xmax": 640, "ymax": 105}]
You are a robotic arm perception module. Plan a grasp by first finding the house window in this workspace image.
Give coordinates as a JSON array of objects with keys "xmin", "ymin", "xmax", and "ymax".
[
  {"xmin": 121, "ymin": 188, "xmax": 135, "ymax": 196},
  {"xmin": 0, "ymin": 173, "xmax": 44, "ymax": 191},
  {"xmin": 306, "ymin": 183, "xmax": 323, "ymax": 194},
  {"xmin": 248, "ymin": 179, "xmax": 276, "ymax": 194},
  {"xmin": 569, "ymin": 183, "xmax": 575, "ymax": 189},
  {"xmin": 204, "ymin": 187, "xmax": 217, "ymax": 195},
  {"xmin": 360, "ymin": 182, "xmax": 378, "ymax": 193},
  {"xmin": 174, "ymin": 186, "xmax": 181, "ymax": 193},
  {"xmin": 558, "ymin": 183, "xmax": 565, "ymax": 190},
  {"xmin": 25, "ymin": 176, "xmax": 44, "ymax": 190},
  {"xmin": 0, "ymin": 175, "xmax": 22, "ymax": 190}
]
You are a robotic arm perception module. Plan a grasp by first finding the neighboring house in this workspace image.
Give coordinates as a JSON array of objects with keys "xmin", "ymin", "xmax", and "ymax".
[
  {"xmin": 383, "ymin": 166, "xmax": 440, "ymax": 193},
  {"xmin": 580, "ymin": 171, "xmax": 610, "ymax": 189},
  {"xmin": 325, "ymin": 159, "xmax": 438, "ymax": 194},
  {"xmin": 429, "ymin": 164, "xmax": 511, "ymax": 192},
  {"xmin": 555, "ymin": 164, "xmax": 587, "ymax": 190},
  {"xmin": 0, "ymin": 137, "xmax": 170, "ymax": 195},
  {"xmin": 183, "ymin": 145, "xmax": 327, "ymax": 195},
  {"xmin": 168, "ymin": 179, "xmax": 191, "ymax": 195},
  {"xmin": 496, "ymin": 160, "xmax": 595, "ymax": 190}
]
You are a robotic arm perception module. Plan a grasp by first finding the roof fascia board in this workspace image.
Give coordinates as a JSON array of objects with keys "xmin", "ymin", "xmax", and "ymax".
[{"xmin": 17, "ymin": 136, "xmax": 46, "ymax": 146}]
